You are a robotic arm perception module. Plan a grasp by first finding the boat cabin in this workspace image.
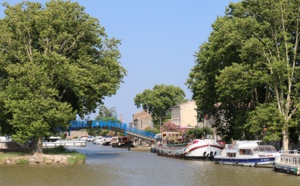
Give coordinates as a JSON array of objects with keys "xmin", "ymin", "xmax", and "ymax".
[
  {"xmin": 274, "ymin": 150, "xmax": 300, "ymax": 175},
  {"xmin": 224, "ymin": 142, "xmax": 277, "ymax": 158},
  {"xmin": 277, "ymin": 150, "xmax": 300, "ymax": 166},
  {"xmin": 160, "ymin": 132, "xmax": 182, "ymax": 142},
  {"xmin": 111, "ymin": 136, "xmax": 133, "ymax": 147},
  {"xmin": 46, "ymin": 136, "xmax": 62, "ymax": 142}
]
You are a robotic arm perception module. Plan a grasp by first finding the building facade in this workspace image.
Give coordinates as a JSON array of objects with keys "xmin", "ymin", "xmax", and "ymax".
[
  {"xmin": 131, "ymin": 110, "xmax": 153, "ymax": 130},
  {"xmin": 171, "ymin": 100, "xmax": 199, "ymax": 128}
]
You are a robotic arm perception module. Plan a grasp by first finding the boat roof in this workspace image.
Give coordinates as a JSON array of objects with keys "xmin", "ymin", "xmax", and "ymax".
[{"xmin": 236, "ymin": 141, "xmax": 261, "ymax": 148}]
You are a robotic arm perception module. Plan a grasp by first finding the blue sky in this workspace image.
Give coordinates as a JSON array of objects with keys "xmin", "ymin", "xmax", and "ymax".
[{"xmin": 0, "ymin": 0, "xmax": 239, "ymax": 123}]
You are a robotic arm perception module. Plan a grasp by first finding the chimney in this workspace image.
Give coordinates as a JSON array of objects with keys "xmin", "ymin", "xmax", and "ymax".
[{"xmin": 119, "ymin": 114, "xmax": 123, "ymax": 122}]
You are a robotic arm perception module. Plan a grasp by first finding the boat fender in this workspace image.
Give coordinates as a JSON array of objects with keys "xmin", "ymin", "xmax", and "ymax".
[
  {"xmin": 210, "ymin": 151, "xmax": 213, "ymax": 157},
  {"xmin": 185, "ymin": 148, "xmax": 190, "ymax": 153},
  {"xmin": 287, "ymin": 167, "xmax": 290, "ymax": 174},
  {"xmin": 214, "ymin": 151, "xmax": 217, "ymax": 156},
  {"xmin": 293, "ymin": 167, "xmax": 298, "ymax": 175},
  {"xmin": 203, "ymin": 152, "xmax": 206, "ymax": 157}
]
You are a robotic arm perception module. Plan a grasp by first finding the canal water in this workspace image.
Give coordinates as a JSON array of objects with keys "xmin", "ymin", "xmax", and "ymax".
[{"xmin": 1, "ymin": 143, "xmax": 300, "ymax": 186}]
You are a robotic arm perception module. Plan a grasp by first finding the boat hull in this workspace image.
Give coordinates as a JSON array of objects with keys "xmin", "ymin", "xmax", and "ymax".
[
  {"xmin": 214, "ymin": 157, "xmax": 275, "ymax": 167},
  {"xmin": 156, "ymin": 140, "xmax": 223, "ymax": 159},
  {"xmin": 273, "ymin": 163, "xmax": 300, "ymax": 175},
  {"xmin": 185, "ymin": 144, "xmax": 223, "ymax": 159}
]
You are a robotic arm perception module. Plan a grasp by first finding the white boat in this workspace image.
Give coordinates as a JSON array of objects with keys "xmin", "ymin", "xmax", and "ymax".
[
  {"xmin": 93, "ymin": 136, "xmax": 103, "ymax": 145},
  {"xmin": 273, "ymin": 150, "xmax": 300, "ymax": 175},
  {"xmin": 111, "ymin": 136, "xmax": 133, "ymax": 148},
  {"xmin": 99, "ymin": 136, "xmax": 112, "ymax": 146},
  {"xmin": 156, "ymin": 138, "xmax": 224, "ymax": 159},
  {"xmin": 213, "ymin": 141, "xmax": 278, "ymax": 167}
]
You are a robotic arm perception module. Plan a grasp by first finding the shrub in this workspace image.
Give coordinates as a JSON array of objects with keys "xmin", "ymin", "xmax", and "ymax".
[
  {"xmin": 16, "ymin": 159, "xmax": 29, "ymax": 165},
  {"xmin": 67, "ymin": 153, "xmax": 86, "ymax": 165}
]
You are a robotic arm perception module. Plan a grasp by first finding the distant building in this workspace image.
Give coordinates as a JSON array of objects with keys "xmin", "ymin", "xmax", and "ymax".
[
  {"xmin": 171, "ymin": 100, "xmax": 199, "ymax": 128},
  {"xmin": 171, "ymin": 100, "xmax": 221, "ymax": 140},
  {"xmin": 131, "ymin": 110, "xmax": 153, "ymax": 130}
]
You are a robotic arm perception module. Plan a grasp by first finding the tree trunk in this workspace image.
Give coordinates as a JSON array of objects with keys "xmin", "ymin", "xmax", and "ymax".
[
  {"xmin": 282, "ymin": 126, "xmax": 289, "ymax": 150},
  {"xmin": 33, "ymin": 136, "xmax": 44, "ymax": 154}
]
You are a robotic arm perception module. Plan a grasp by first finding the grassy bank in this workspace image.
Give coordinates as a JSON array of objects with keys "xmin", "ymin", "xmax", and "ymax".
[
  {"xmin": 43, "ymin": 146, "xmax": 86, "ymax": 164},
  {"xmin": 0, "ymin": 146, "xmax": 86, "ymax": 165}
]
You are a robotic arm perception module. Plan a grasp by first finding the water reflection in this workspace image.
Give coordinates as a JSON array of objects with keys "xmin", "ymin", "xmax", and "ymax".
[{"xmin": 1, "ymin": 143, "xmax": 300, "ymax": 186}]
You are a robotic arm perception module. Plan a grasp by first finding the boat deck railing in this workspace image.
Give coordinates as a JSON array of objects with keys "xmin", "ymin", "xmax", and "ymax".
[{"xmin": 279, "ymin": 150, "xmax": 300, "ymax": 155}]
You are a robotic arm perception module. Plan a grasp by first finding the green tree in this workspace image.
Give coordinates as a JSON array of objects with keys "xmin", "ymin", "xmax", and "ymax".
[
  {"xmin": 186, "ymin": 127, "xmax": 212, "ymax": 139},
  {"xmin": 0, "ymin": 1, "xmax": 126, "ymax": 153},
  {"xmin": 134, "ymin": 84, "xmax": 185, "ymax": 129},
  {"xmin": 100, "ymin": 129, "xmax": 110, "ymax": 137},
  {"xmin": 95, "ymin": 105, "xmax": 119, "ymax": 122},
  {"xmin": 88, "ymin": 105, "xmax": 120, "ymax": 136},
  {"xmin": 144, "ymin": 126, "xmax": 159, "ymax": 134},
  {"xmin": 187, "ymin": 0, "xmax": 300, "ymax": 150}
]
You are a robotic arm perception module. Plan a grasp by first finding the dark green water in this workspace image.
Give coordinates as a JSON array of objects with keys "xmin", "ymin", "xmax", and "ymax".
[{"xmin": 1, "ymin": 143, "xmax": 300, "ymax": 186}]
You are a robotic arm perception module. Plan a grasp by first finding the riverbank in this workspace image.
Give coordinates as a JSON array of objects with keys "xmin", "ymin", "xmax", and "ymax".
[
  {"xmin": 131, "ymin": 146, "xmax": 151, "ymax": 152},
  {"xmin": 0, "ymin": 146, "xmax": 86, "ymax": 165}
]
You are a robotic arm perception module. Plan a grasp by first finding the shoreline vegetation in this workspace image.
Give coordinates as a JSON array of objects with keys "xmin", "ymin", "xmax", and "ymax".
[{"xmin": 0, "ymin": 146, "xmax": 86, "ymax": 165}]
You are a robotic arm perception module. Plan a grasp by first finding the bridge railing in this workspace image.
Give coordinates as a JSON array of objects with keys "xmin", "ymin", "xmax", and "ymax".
[
  {"xmin": 126, "ymin": 128, "xmax": 156, "ymax": 138},
  {"xmin": 69, "ymin": 120, "xmax": 155, "ymax": 139}
]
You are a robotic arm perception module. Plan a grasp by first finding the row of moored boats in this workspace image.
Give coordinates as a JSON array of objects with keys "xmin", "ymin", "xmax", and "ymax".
[{"xmin": 151, "ymin": 133, "xmax": 300, "ymax": 176}]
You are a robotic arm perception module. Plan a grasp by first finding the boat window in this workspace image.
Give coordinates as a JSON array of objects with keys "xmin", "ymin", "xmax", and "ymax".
[
  {"xmin": 227, "ymin": 153, "xmax": 236, "ymax": 157},
  {"xmin": 248, "ymin": 149, "xmax": 253, "ymax": 155},
  {"xmin": 264, "ymin": 146, "xmax": 273, "ymax": 152},
  {"xmin": 262, "ymin": 146, "xmax": 276, "ymax": 152},
  {"xmin": 258, "ymin": 147, "xmax": 266, "ymax": 152},
  {"xmin": 293, "ymin": 158, "xmax": 297, "ymax": 165},
  {"xmin": 253, "ymin": 147, "xmax": 259, "ymax": 153},
  {"xmin": 239, "ymin": 149, "xmax": 253, "ymax": 155},
  {"xmin": 239, "ymin": 150, "xmax": 245, "ymax": 155}
]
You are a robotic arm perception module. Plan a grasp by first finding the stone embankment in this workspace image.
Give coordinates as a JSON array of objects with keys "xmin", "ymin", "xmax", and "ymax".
[{"xmin": 0, "ymin": 154, "xmax": 80, "ymax": 165}]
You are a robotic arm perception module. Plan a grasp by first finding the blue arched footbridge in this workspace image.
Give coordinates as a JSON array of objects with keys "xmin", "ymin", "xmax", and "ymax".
[{"xmin": 69, "ymin": 120, "xmax": 156, "ymax": 142}]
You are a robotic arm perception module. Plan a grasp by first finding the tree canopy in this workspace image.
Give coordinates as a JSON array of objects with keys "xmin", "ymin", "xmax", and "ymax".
[
  {"xmin": 0, "ymin": 0, "xmax": 126, "ymax": 153},
  {"xmin": 134, "ymin": 84, "xmax": 185, "ymax": 129},
  {"xmin": 187, "ymin": 0, "xmax": 300, "ymax": 150},
  {"xmin": 95, "ymin": 105, "xmax": 119, "ymax": 122}
]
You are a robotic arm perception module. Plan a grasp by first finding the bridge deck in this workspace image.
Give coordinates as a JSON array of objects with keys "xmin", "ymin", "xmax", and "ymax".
[{"xmin": 69, "ymin": 120, "xmax": 156, "ymax": 142}]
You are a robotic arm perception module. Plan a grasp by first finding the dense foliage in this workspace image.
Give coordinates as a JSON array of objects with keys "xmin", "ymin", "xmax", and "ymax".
[
  {"xmin": 134, "ymin": 84, "xmax": 185, "ymax": 129},
  {"xmin": 143, "ymin": 126, "xmax": 159, "ymax": 134},
  {"xmin": 0, "ymin": 0, "xmax": 126, "ymax": 153},
  {"xmin": 88, "ymin": 105, "xmax": 120, "ymax": 136},
  {"xmin": 186, "ymin": 127, "xmax": 212, "ymax": 140},
  {"xmin": 187, "ymin": 0, "xmax": 300, "ymax": 149}
]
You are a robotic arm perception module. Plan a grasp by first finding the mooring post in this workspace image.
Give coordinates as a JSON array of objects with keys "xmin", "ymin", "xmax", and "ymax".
[{"xmin": 128, "ymin": 142, "xmax": 131, "ymax": 151}]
